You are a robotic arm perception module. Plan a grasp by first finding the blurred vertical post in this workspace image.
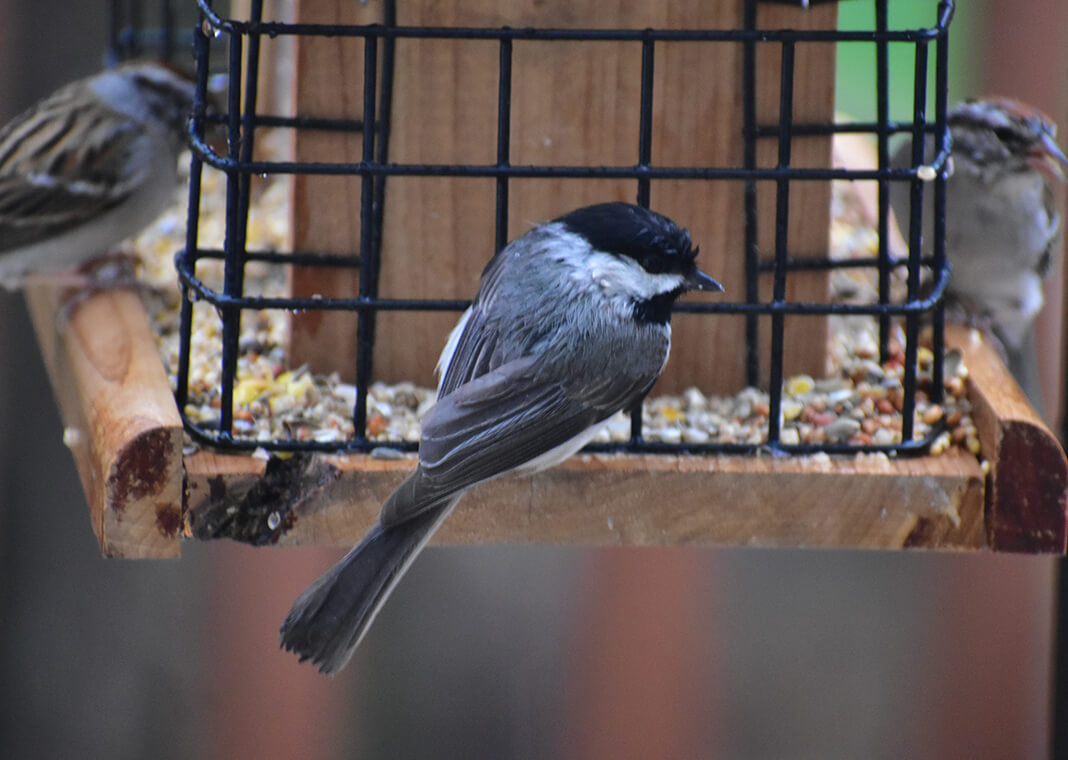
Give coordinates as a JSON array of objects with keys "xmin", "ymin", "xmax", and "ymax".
[
  {"xmin": 204, "ymin": 544, "xmax": 355, "ymax": 760},
  {"xmin": 976, "ymin": 2, "xmax": 1067, "ymax": 756},
  {"xmin": 979, "ymin": 0, "xmax": 1068, "ymax": 433},
  {"xmin": 561, "ymin": 551, "xmax": 719, "ymax": 759}
]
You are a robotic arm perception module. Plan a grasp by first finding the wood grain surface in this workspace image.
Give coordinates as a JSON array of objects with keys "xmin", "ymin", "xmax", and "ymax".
[
  {"xmin": 950, "ymin": 324, "xmax": 1068, "ymax": 552},
  {"xmin": 186, "ymin": 447, "xmax": 986, "ymax": 551},
  {"xmin": 25, "ymin": 276, "xmax": 1067, "ymax": 555},
  {"xmin": 287, "ymin": 0, "xmax": 836, "ymax": 394},
  {"xmin": 25, "ymin": 280, "xmax": 183, "ymax": 558}
]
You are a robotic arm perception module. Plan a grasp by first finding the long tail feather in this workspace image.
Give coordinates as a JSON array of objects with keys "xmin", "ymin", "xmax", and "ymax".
[{"xmin": 279, "ymin": 498, "xmax": 457, "ymax": 674}]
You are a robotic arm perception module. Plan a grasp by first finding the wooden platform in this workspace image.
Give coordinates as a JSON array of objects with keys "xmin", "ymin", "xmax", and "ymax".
[{"xmin": 25, "ymin": 278, "xmax": 1068, "ymax": 559}]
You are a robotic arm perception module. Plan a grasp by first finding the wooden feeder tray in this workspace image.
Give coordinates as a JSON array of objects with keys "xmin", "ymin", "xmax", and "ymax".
[
  {"xmin": 25, "ymin": 278, "xmax": 1067, "ymax": 559},
  {"xmin": 23, "ymin": 1, "xmax": 1067, "ymax": 559}
]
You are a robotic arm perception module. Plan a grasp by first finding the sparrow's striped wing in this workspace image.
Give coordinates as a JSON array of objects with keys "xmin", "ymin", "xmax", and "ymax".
[{"xmin": 0, "ymin": 86, "xmax": 148, "ymax": 252}]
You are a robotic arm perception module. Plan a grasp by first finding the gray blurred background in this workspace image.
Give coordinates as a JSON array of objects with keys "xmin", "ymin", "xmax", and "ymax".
[{"xmin": 0, "ymin": 1, "xmax": 1061, "ymax": 758}]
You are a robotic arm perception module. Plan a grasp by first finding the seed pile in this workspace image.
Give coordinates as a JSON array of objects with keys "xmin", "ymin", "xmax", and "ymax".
[{"xmin": 134, "ymin": 157, "xmax": 980, "ymax": 458}]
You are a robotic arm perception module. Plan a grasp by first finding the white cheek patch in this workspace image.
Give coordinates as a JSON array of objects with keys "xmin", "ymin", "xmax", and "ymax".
[
  {"xmin": 584, "ymin": 250, "xmax": 685, "ymax": 299},
  {"xmin": 527, "ymin": 224, "xmax": 686, "ymax": 312}
]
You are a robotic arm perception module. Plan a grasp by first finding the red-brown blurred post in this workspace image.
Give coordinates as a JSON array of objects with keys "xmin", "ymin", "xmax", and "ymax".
[{"xmin": 980, "ymin": 0, "xmax": 1068, "ymax": 432}]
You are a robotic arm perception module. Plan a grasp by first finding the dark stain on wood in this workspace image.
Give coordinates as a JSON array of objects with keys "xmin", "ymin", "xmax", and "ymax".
[
  {"xmin": 155, "ymin": 501, "xmax": 182, "ymax": 539},
  {"xmin": 189, "ymin": 453, "xmax": 340, "ymax": 545},
  {"xmin": 208, "ymin": 475, "xmax": 227, "ymax": 503},
  {"xmin": 988, "ymin": 420, "xmax": 1068, "ymax": 552},
  {"xmin": 903, "ymin": 517, "xmax": 935, "ymax": 548},
  {"xmin": 107, "ymin": 428, "xmax": 173, "ymax": 511}
]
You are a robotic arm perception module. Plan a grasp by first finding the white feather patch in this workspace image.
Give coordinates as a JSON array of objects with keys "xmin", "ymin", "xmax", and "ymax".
[{"xmin": 436, "ymin": 306, "xmax": 473, "ymax": 394}]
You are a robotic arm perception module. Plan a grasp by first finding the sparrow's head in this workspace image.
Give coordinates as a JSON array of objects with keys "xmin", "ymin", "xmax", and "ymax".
[
  {"xmin": 949, "ymin": 97, "xmax": 1066, "ymax": 183},
  {"xmin": 90, "ymin": 62, "xmax": 206, "ymax": 153},
  {"xmin": 553, "ymin": 202, "xmax": 722, "ymax": 324}
]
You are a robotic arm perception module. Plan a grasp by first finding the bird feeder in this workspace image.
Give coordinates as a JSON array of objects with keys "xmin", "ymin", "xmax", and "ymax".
[{"xmin": 23, "ymin": 0, "xmax": 1067, "ymax": 559}]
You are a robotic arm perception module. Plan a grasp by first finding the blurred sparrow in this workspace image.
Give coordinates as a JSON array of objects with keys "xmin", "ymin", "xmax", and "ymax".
[
  {"xmin": 892, "ymin": 98, "xmax": 1066, "ymax": 412},
  {"xmin": 0, "ymin": 62, "xmax": 200, "ymax": 290}
]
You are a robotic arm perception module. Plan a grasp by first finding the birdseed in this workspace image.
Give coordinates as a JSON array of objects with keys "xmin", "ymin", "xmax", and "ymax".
[{"xmin": 133, "ymin": 155, "xmax": 982, "ymax": 460}]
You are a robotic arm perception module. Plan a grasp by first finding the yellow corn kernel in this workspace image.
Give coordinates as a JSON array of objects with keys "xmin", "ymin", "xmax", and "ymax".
[{"xmin": 785, "ymin": 374, "xmax": 814, "ymax": 397}]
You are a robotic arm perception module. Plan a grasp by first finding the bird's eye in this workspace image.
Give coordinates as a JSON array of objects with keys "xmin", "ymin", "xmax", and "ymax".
[
  {"xmin": 641, "ymin": 254, "xmax": 666, "ymax": 273},
  {"xmin": 992, "ymin": 126, "xmax": 1019, "ymax": 145}
]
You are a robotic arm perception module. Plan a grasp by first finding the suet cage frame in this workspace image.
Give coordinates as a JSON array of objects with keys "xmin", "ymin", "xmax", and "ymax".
[{"xmin": 158, "ymin": 0, "xmax": 954, "ymax": 457}]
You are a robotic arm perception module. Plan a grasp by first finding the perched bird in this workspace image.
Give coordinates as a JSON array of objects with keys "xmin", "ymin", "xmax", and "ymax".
[
  {"xmin": 0, "ymin": 62, "xmax": 200, "ymax": 290},
  {"xmin": 280, "ymin": 202, "xmax": 723, "ymax": 674},
  {"xmin": 892, "ymin": 97, "xmax": 1066, "ymax": 412}
]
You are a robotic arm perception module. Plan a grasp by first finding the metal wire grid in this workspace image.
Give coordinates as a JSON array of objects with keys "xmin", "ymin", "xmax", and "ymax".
[{"xmin": 176, "ymin": 0, "xmax": 953, "ymax": 457}]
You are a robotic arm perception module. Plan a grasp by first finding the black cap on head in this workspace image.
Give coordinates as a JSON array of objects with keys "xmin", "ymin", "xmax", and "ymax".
[
  {"xmin": 555, "ymin": 202, "xmax": 697, "ymax": 275},
  {"xmin": 555, "ymin": 202, "xmax": 722, "ymax": 324}
]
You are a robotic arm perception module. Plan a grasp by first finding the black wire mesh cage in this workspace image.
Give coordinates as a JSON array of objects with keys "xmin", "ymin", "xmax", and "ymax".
[{"xmin": 170, "ymin": 0, "xmax": 954, "ymax": 457}]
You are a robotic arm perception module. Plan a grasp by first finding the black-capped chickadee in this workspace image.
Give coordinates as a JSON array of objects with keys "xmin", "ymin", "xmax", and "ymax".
[{"xmin": 280, "ymin": 202, "xmax": 723, "ymax": 674}]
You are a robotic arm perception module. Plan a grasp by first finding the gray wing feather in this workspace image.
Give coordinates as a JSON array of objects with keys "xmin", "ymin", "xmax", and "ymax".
[
  {"xmin": 437, "ymin": 306, "xmax": 499, "ymax": 398},
  {"xmin": 437, "ymin": 250, "xmax": 513, "ymax": 396},
  {"xmin": 379, "ymin": 354, "xmax": 652, "ymax": 527}
]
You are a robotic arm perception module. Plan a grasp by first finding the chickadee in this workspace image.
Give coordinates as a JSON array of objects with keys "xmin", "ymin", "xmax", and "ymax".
[
  {"xmin": 891, "ymin": 98, "xmax": 1066, "ymax": 412},
  {"xmin": 0, "ymin": 62, "xmax": 199, "ymax": 289},
  {"xmin": 280, "ymin": 202, "xmax": 723, "ymax": 674}
]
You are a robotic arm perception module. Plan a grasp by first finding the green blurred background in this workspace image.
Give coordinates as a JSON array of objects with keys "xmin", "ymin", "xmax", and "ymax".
[{"xmin": 836, "ymin": 0, "xmax": 977, "ymax": 119}]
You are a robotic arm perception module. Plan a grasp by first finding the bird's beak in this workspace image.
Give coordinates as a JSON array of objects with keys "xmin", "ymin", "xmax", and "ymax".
[
  {"xmin": 685, "ymin": 269, "xmax": 724, "ymax": 293},
  {"xmin": 1030, "ymin": 132, "xmax": 1067, "ymax": 183},
  {"xmin": 1041, "ymin": 131, "xmax": 1068, "ymax": 164}
]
